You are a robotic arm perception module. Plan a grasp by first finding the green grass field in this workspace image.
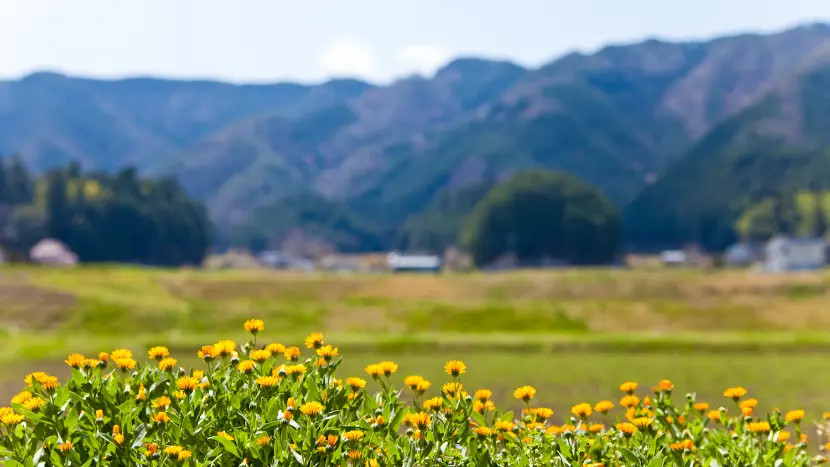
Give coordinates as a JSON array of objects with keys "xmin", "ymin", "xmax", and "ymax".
[{"xmin": 3, "ymin": 265, "xmax": 830, "ymax": 417}]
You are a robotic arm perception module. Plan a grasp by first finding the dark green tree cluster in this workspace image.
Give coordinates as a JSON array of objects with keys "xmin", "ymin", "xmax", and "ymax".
[
  {"xmin": 0, "ymin": 157, "xmax": 211, "ymax": 266},
  {"xmin": 461, "ymin": 170, "xmax": 622, "ymax": 267},
  {"xmin": 736, "ymin": 190, "xmax": 830, "ymax": 242}
]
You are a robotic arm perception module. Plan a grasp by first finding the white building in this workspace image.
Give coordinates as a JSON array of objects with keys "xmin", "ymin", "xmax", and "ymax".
[
  {"xmin": 386, "ymin": 252, "xmax": 441, "ymax": 273},
  {"xmin": 30, "ymin": 238, "xmax": 78, "ymax": 266},
  {"xmin": 763, "ymin": 236, "xmax": 827, "ymax": 272},
  {"xmin": 659, "ymin": 250, "xmax": 686, "ymax": 266}
]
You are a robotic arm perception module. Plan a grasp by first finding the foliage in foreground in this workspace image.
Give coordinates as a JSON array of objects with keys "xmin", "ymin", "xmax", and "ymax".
[{"xmin": 2, "ymin": 321, "xmax": 830, "ymax": 466}]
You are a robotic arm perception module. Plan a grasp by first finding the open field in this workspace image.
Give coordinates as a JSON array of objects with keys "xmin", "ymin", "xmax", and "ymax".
[{"xmin": 3, "ymin": 265, "xmax": 830, "ymax": 416}]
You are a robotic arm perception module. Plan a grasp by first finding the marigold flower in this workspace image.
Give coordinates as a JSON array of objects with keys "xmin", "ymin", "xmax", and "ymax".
[
  {"xmin": 620, "ymin": 395, "xmax": 640, "ymax": 408},
  {"xmin": 284, "ymin": 346, "xmax": 301, "ymax": 361},
  {"xmin": 284, "ymin": 364, "xmax": 306, "ymax": 376},
  {"xmin": 145, "ymin": 443, "xmax": 158, "ymax": 455},
  {"xmin": 177, "ymin": 450, "xmax": 192, "ymax": 461},
  {"xmin": 39, "ymin": 375, "xmax": 59, "ymax": 391},
  {"xmin": 474, "ymin": 389, "xmax": 492, "ymax": 403},
  {"xmin": 256, "ymin": 435, "xmax": 271, "ymax": 446},
  {"xmin": 148, "ymin": 346, "xmax": 169, "ymax": 360},
  {"xmin": 588, "ymin": 423, "xmax": 604, "ymax": 433},
  {"xmin": 136, "ymin": 384, "xmax": 146, "ymax": 401},
  {"xmin": 408, "ymin": 412, "xmax": 430, "ymax": 430},
  {"xmin": 176, "ymin": 376, "xmax": 200, "ymax": 394},
  {"xmin": 594, "ymin": 400, "xmax": 614, "ymax": 414},
  {"xmin": 707, "ymin": 410, "xmax": 722, "ymax": 422},
  {"xmin": 514, "ymin": 386, "xmax": 536, "ymax": 402},
  {"xmin": 365, "ymin": 364, "xmax": 382, "ymax": 378},
  {"xmin": 152, "ymin": 396, "xmax": 171, "ymax": 409},
  {"xmin": 474, "ymin": 400, "xmax": 496, "ymax": 413},
  {"xmin": 670, "ymin": 439, "xmax": 694, "ymax": 451},
  {"xmin": 214, "ymin": 340, "xmax": 236, "ymax": 356},
  {"xmin": 658, "ymin": 379, "xmax": 674, "ymax": 391},
  {"xmin": 114, "ymin": 358, "xmax": 137, "ymax": 372},
  {"xmin": 65, "ymin": 353, "xmax": 86, "ymax": 369},
  {"xmin": 571, "ymin": 402, "xmax": 593, "ymax": 418},
  {"xmin": 423, "ymin": 397, "xmax": 443, "ymax": 411},
  {"xmin": 82, "ymin": 359, "xmax": 99, "ymax": 368},
  {"xmin": 316, "ymin": 345, "xmax": 339, "ymax": 362},
  {"xmin": 378, "ymin": 361, "xmax": 398, "ymax": 376},
  {"xmin": 495, "ymin": 420, "xmax": 516, "ymax": 432},
  {"xmin": 159, "ymin": 357, "xmax": 177, "ymax": 371},
  {"xmin": 616, "ymin": 422, "xmax": 637, "ymax": 436},
  {"xmin": 442, "ymin": 382, "xmax": 463, "ymax": 397},
  {"xmin": 96, "ymin": 409, "xmax": 104, "ymax": 420},
  {"xmin": 748, "ymin": 421, "xmax": 771, "ymax": 433},
  {"xmin": 266, "ymin": 343, "xmax": 285, "ymax": 354},
  {"xmin": 723, "ymin": 386, "xmax": 747, "ymax": 401},
  {"xmin": 0, "ymin": 409, "xmax": 24, "ymax": 425},
  {"xmin": 367, "ymin": 460, "xmax": 380, "ymax": 467},
  {"xmin": 345, "ymin": 377, "xmax": 366, "ymax": 391},
  {"xmin": 11, "ymin": 391, "xmax": 32, "ymax": 405},
  {"xmin": 217, "ymin": 431, "xmax": 234, "ymax": 441},
  {"xmin": 620, "ymin": 382, "xmax": 638, "ymax": 394},
  {"xmin": 165, "ymin": 446, "xmax": 183, "ymax": 456},
  {"xmin": 776, "ymin": 431, "xmax": 792, "ymax": 443},
  {"xmin": 300, "ymin": 401, "xmax": 324, "ymax": 416},
  {"xmin": 531, "ymin": 407, "xmax": 554, "ymax": 420},
  {"xmin": 256, "ymin": 376, "xmax": 280, "ymax": 388},
  {"xmin": 741, "ymin": 406, "xmax": 753, "ymax": 417},
  {"xmin": 58, "ymin": 442, "xmax": 73, "ymax": 454},
  {"xmin": 739, "ymin": 398, "xmax": 758, "ymax": 409},
  {"xmin": 343, "ymin": 430, "xmax": 364, "ymax": 442},
  {"xmin": 631, "ymin": 417, "xmax": 652, "ymax": 429},
  {"xmin": 244, "ymin": 319, "xmax": 265, "ymax": 334},
  {"xmin": 250, "ymin": 349, "xmax": 271, "ymax": 363},
  {"xmin": 786, "ymin": 409, "xmax": 805, "ymax": 423},
  {"xmin": 98, "ymin": 352, "xmax": 110, "ymax": 363},
  {"xmin": 693, "ymin": 402, "xmax": 709, "ymax": 412},
  {"xmin": 305, "ymin": 332, "xmax": 324, "ymax": 349},
  {"xmin": 198, "ymin": 345, "xmax": 217, "ymax": 361},
  {"xmin": 237, "ymin": 360, "xmax": 256, "ymax": 373},
  {"xmin": 113, "ymin": 433, "xmax": 125, "ymax": 445},
  {"xmin": 153, "ymin": 412, "xmax": 170, "ymax": 424},
  {"xmin": 474, "ymin": 426, "xmax": 494, "ymax": 437},
  {"xmin": 404, "ymin": 375, "xmax": 424, "ymax": 390},
  {"xmin": 348, "ymin": 450, "xmax": 362, "ymax": 460},
  {"xmin": 111, "ymin": 349, "xmax": 133, "ymax": 360},
  {"xmin": 444, "ymin": 360, "xmax": 466, "ymax": 377}
]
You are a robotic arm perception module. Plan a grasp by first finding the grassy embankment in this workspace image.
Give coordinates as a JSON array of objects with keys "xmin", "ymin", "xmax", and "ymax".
[{"xmin": 2, "ymin": 265, "xmax": 830, "ymax": 416}]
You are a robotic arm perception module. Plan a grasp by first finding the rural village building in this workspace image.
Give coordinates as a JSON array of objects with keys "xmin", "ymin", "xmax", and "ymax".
[
  {"xmin": 386, "ymin": 252, "xmax": 442, "ymax": 273},
  {"xmin": 30, "ymin": 238, "xmax": 78, "ymax": 266},
  {"xmin": 763, "ymin": 236, "xmax": 828, "ymax": 272}
]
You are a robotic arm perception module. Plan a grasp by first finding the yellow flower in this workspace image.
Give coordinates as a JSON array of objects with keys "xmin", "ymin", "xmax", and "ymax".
[
  {"xmin": 217, "ymin": 431, "xmax": 234, "ymax": 441},
  {"xmin": 176, "ymin": 376, "xmax": 200, "ymax": 394},
  {"xmin": 513, "ymin": 386, "xmax": 536, "ymax": 402},
  {"xmin": 244, "ymin": 319, "xmax": 265, "ymax": 334},
  {"xmin": 473, "ymin": 400, "xmax": 496, "ymax": 413},
  {"xmin": 442, "ymin": 382, "xmax": 463, "ymax": 397},
  {"xmin": 571, "ymin": 403, "xmax": 593, "ymax": 418},
  {"xmin": 723, "ymin": 386, "xmax": 747, "ymax": 401},
  {"xmin": 113, "ymin": 433, "xmax": 125, "ymax": 445},
  {"xmin": 39, "ymin": 375, "xmax": 59, "ymax": 391},
  {"xmin": 366, "ymin": 460, "xmax": 380, "ymax": 467},
  {"xmin": 165, "ymin": 446, "xmax": 183, "ymax": 456},
  {"xmin": 136, "ymin": 384, "xmax": 146, "ymax": 401},
  {"xmin": 214, "ymin": 340, "xmax": 236, "ymax": 356},
  {"xmin": 96, "ymin": 409, "xmax": 104, "ymax": 420},
  {"xmin": 255, "ymin": 376, "xmax": 280, "ymax": 388},
  {"xmin": 11, "ymin": 391, "xmax": 32, "ymax": 405},
  {"xmin": 474, "ymin": 426, "xmax": 494, "ymax": 437},
  {"xmin": 693, "ymin": 402, "xmax": 709, "ymax": 412},
  {"xmin": 237, "ymin": 360, "xmax": 256, "ymax": 373},
  {"xmin": 444, "ymin": 360, "xmax": 466, "ymax": 377},
  {"xmin": 152, "ymin": 396, "xmax": 171, "ymax": 409},
  {"xmin": 346, "ymin": 377, "xmax": 367, "ymax": 391},
  {"xmin": 620, "ymin": 395, "xmax": 640, "ymax": 408},
  {"xmin": 748, "ymin": 421, "xmax": 771, "ymax": 433},
  {"xmin": 670, "ymin": 439, "xmax": 694, "ymax": 451},
  {"xmin": 707, "ymin": 410, "xmax": 721, "ymax": 422},
  {"xmin": 588, "ymin": 423, "xmax": 604, "ymax": 433},
  {"xmin": 177, "ymin": 450, "xmax": 192, "ymax": 461},
  {"xmin": 423, "ymin": 397, "xmax": 443, "ymax": 411},
  {"xmin": 198, "ymin": 345, "xmax": 217, "ymax": 361},
  {"xmin": 159, "ymin": 357, "xmax": 177, "ymax": 371},
  {"xmin": 83, "ymin": 359, "xmax": 99, "ymax": 369},
  {"xmin": 58, "ymin": 442, "xmax": 73, "ymax": 454},
  {"xmin": 786, "ymin": 410, "xmax": 805, "ymax": 423},
  {"xmin": 529, "ymin": 407, "xmax": 553, "ymax": 420},
  {"xmin": 631, "ymin": 417, "xmax": 652, "ymax": 429},
  {"xmin": 594, "ymin": 400, "xmax": 614, "ymax": 414},
  {"xmin": 739, "ymin": 398, "xmax": 758, "ymax": 409},
  {"xmin": 404, "ymin": 375, "xmax": 425, "ymax": 390},
  {"xmin": 110, "ymin": 349, "xmax": 133, "ymax": 360},
  {"xmin": 407, "ymin": 412, "xmax": 431, "ymax": 430},
  {"xmin": 256, "ymin": 435, "xmax": 271, "ymax": 446},
  {"xmin": 348, "ymin": 450, "xmax": 362, "ymax": 460},
  {"xmin": 658, "ymin": 379, "xmax": 674, "ymax": 391},
  {"xmin": 65, "ymin": 353, "xmax": 86, "ymax": 369},
  {"xmin": 300, "ymin": 401, "xmax": 324, "ymax": 416},
  {"xmin": 305, "ymin": 332, "xmax": 324, "ymax": 349},
  {"xmin": 284, "ymin": 364, "xmax": 306, "ymax": 376},
  {"xmin": 616, "ymin": 422, "xmax": 637, "ymax": 436},
  {"xmin": 474, "ymin": 389, "xmax": 493, "ymax": 403},
  {"xmin": 741, "ymin": 406, "xmax": 753, "ymax": 417},
  {"xmin": 153, "ymin": 412, "xmax": 171, "ymax": 424},
  {"xmin": 98, "ymin": 352, "xmax": 110, "ymax": 363},
  {"xmin": 620, "ymin": 382, "xmax": 638, "ymax": 394},
  {"xmin": 148, "ymin": 346, "xmax": 170, "ymax": 360},
  {"xmin": 776, "ymin": 431, "xmax": 792, "ymax": 443},
  {"xmin": 0, "ymin": 409, "xmax": 24, "ymax": 425},
  {"xmin": 316, "ymin": 345, "xmax": 339, "ymax": 362},
  {"xmin": 378, "ymin": 361, "xmax": 398, "ymax": 376},
  {"xmin": 343, "ymin": 430, "xmax": 364, "ymax": 442},
  {"xmin": 265, "ymin": 343, "xmax": 285, "ymax": 354},
  {"xmin": 495, "ymin": 420, "xmax": 516, "ymax": 431},
  {"xmin": 250, "ymin": 349, "xmax": 272, "ymax": 363},
  {"xmin": 284, "ymin": 346, "xmax": 301, "ymax": 361},
  {"xmin": 115, "ymin": 358, "xmax": 137, "ymax": 372}
]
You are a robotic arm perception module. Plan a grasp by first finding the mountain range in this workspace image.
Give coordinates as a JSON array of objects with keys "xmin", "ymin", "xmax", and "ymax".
[{"xmin": 3, "ymin": 23, "xmax": 830, "ymax": 252}]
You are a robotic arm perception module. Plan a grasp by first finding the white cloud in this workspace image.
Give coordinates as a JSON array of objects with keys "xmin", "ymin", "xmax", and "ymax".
[
  {"xmin": 396, "ymin": 45, "xmax": 451, "ymax": 76},
  {"xmin": 317, "ymin": 37, "xmax": 376, "ymax": 78}
]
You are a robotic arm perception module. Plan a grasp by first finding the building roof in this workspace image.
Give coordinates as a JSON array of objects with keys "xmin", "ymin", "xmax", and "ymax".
[{"xmin": 387, "ymin": 253, "xmax": 441, "ymax": 269}]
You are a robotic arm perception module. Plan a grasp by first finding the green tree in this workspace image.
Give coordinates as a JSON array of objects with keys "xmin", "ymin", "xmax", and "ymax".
[{"xmin": 461, "ymin": 170, "xmax": 621, "ymax": 267}]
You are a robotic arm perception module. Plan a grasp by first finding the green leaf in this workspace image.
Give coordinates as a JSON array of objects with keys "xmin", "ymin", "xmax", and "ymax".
[
  {"xmin": 290, "ymin": 446, "xmax": 304, "ymax": 464},
  {"xmin": 210, "ymin": 436, "xmax": 240, "ymax": 458},
  {"xmin": 618, "ymin": 447, "xmax": 640, "ymax": 466}
]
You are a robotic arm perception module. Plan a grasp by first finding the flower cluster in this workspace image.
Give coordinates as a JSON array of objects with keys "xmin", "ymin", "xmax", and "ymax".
[{"xmin": 0, "ymin": 320, "xmax": 828, "ymax": 466}]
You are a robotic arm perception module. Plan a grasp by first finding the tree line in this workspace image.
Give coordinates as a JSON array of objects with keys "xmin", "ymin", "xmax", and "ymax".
[{"xmin": 0, "ymin": 157, "xmax": 211, "ymax": 266}]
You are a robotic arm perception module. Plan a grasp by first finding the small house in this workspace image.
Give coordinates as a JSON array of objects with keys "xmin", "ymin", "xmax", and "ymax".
[
  {"xmin": 763, "ymin": 236, "xmax": 828, "ymax": 272},
  {"xmin": 659, "ymin": 250, "xmax": 686, "ymax": 267},
  {"xmin": 30, "ymin": 238, "xmax": 78, "ymax": 266},
  {"xmin": 386, "ymin": 252, "xmax": 441, "ymax": 273},
  {"xmin": 724, "ymin": 242, "xmax": 762, "ymax": 267}
]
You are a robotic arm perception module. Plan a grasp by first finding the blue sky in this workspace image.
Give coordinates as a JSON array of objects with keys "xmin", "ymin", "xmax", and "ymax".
[{"xmin": 2, "ymin": 0, "xmax": 829, "ymax": 83}]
